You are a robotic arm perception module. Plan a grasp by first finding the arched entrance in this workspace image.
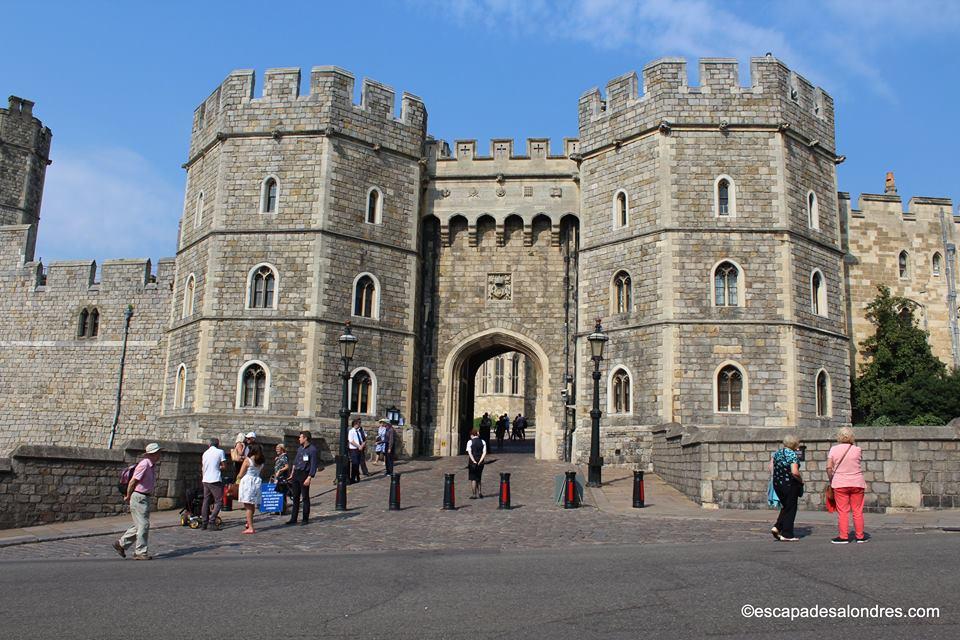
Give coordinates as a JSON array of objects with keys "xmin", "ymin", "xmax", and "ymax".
[{"xmin": 439, "ymin": 329, "xmax": 557, "ymax": 459}]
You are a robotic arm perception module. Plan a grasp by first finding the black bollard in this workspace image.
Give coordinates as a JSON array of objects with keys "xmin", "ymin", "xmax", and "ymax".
[
  {"xmin": 498, "ymin": 472, "xmax": 511, "ymax": 510},
  {"xmin": 389, "ymin": 473, "xmax": 401, "ymax": 511},
  {"xmin": 632, "ymin": 469, "xmax": 645, "ymax": 508},
  {"xmin": 335, "ymin": 474, "xmax": 348, "ymax": 512},
  {"xmin": 442, "ymin": 473, "xmax": 456, "ymax": 510},
  {"xmin": 563, "ymin": 471, "xmax": 579, "ymax": 509}
]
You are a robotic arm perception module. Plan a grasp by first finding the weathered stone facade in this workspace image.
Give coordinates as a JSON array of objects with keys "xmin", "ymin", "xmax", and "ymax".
[{"xmin": 1, "ymin": 57, "xmax": 957, "ymax": 472}]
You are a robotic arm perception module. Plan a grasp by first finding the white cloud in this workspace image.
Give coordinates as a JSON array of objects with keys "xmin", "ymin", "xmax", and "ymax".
[{"xmin": 35, "ymin": 148, "xmax": 181, "ymax": 264}]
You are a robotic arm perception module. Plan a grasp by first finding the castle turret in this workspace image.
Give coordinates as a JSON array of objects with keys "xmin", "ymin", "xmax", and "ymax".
[{"xmin": 0, "ymin": 96, "xmax": 52, "ymax": 259}]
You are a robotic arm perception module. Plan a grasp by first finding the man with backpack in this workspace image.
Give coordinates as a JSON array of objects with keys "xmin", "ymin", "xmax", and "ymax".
[
  {"xmin": 112, "ymin": 442, "xmax": 162, "ymax": 560},
  {"xmin": 380, "ymin": 418, "xmax": 396, "ymax": 476}
]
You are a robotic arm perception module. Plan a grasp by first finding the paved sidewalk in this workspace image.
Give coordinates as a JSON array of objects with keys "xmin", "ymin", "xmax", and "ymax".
[{"xmin": 591, "ymin": 467, "xmax": 960, "ymax": 530}]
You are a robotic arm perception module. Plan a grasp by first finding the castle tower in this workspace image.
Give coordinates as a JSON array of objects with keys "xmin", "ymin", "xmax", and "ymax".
[
  {"xmin": 575, "ymin": 56, "xmax": 850, "ymax": 450},
  {"xmin": 0, "ymin": 96, "xmax": 51, "ymax": 258},
  {"xmin": 162, "ymin": 67, "xmax": 427, "ymax": 445}
]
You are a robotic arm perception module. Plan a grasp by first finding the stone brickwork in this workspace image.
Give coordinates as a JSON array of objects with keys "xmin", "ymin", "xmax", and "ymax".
[
  {"xmin": 650, "ymin": 423, "xmax": 960, "ymax": 511},
  {"xmin": 0, "ymin": 96, "xmax": 50, "ymax": 239}
]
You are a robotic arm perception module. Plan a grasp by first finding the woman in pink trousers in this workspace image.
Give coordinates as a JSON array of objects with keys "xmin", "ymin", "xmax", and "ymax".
[{"xmin": 827, "ymin": 427, "xmax": 868, "ymax": 544}]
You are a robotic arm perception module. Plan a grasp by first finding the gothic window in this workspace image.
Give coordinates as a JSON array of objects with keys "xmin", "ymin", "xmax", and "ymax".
[
  {"xmin": 239, "ymin": 362, "xmax": 267, "ymax": 409},
  {"xmin": 713, "ymin": 261, "xmax": 740, "ymax": 307},
  {"xmin": 194, "ymin": 191, "xmax": 204, "ymax": 229},
  {"xmin": 933, "ymin": 252, "xmax": 943, "ymax": 277},
  {"xmin": 350, "ymin": 369, "xmax": 375, "ymax": 414},
  {"xmin": 481, "ymin": 361, "xmax": 488, "ymax": 395},
  {"xmin": 807, "ymin": 191, "xmax": 819, "ymax": 229},
  {"xmin": 816, "ymin": 369, "xmax": 830, "ymax": 417},
  {"xmin": 899, "ymin": 251, "xmax": 909, "ymax": 278},
  {"xmin": 715, "ymin": 176, "xmax": 735, "ymax": 217},
  {"xmin": 261, "ymin": 177, "xmax": 278, "ymax": 214},
  {"xmin": 613, "ymin": 190, "xmax": 629, "ymax": 228},
  {"xmin": 494, "ymin": 357, "xmax": 505, "ymax": 394},
  {"xmin": 248, "ymin": 265, "xmax": 277, "ymax": 309},
  {"xmin": 612, "ymin": 271, "xmax": 632, "ymax": 314},
  {"xmin": 366, "ymin": 187, "xmax": 383, "ymax": 225},
  {"xmin": 182, "ymin": 274, "xmax": 195, "ymax": 318},
  {"xmin": 811, "ymin": 270, "xmax": 826, "ymax": 317},
  {"xmin": 511, "ymin": 355, "xmax": 520, "ymax": 395},
  {"xmin": 78, "ymin": 307, "xmax": 99, "ymax": 338},
  {"xmin": 175, "ymin": 364, "xmax": 187, "ymax": 409},
  {"xmin": 353, "ymin": 274, "xmax": 378, "ymax": 319},
  {"xmin": 717, "ymin": 364, "xmax": 744, "ymax": 413},
  {"xmin": 610, "ymin": 368, "xmax": 631, "ymax": 414}
]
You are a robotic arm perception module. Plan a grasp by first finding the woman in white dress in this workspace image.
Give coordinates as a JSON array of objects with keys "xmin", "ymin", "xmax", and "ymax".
[{"xmin": 236, "ymin": 443, "xmax": 264, "ymax": 534}]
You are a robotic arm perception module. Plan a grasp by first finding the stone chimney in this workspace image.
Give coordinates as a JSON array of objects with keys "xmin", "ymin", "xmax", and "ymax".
[{"xmin": 885, "ymin": 171, "xmax": 897, "ymax": 194}]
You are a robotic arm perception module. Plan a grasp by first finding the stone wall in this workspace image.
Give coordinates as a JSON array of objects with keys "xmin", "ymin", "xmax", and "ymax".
[{"xmin": 650, "ymin": 423, "xmax": 960, "ymax": 512}]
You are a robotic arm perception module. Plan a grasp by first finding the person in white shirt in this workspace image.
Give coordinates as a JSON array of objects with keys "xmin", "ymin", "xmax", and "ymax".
[
  {"xmin": 348, "ymin": 420, "xmax": 364, "ymax": 484},
  {"xmin": 200, "ymin": 438, "xmax": 227, "ymax": 530},
  {"xmin": 467, "ymin": 429, "xmax": 487, "ymax": 499}
]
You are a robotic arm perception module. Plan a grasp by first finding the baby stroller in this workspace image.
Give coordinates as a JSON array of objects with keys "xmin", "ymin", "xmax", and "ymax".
[{"xmin": 179, "ymin": 485, "xmax": 223, "ymax": 530}]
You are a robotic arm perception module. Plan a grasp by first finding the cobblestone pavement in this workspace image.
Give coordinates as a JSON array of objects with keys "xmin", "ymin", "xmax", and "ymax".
[{"xmin": 0, "ymin": 453, "xmax": 945, "ymax": 561}]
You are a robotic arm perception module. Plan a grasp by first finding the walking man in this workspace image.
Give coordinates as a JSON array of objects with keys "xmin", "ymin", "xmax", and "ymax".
[
  {"xmin": 348, "ymin": 420, "xmax": 364, "ymax": 484},
  {"xmin": 479, "ymin": 412, "xmax": 492, "ymax": 447},
  {"xmin": 286, "ymin": 431, "xmax": 318, "ymax": 526},
  {"xmin": 113, "ymin": 442, "xmax": 162, "ymax": 560},
  {"xmin": 380, "ymin": 418, "xmax": 396, "ymax": 476},
  {"xmin": 355, "ymin": 418, "xmax": 372, "ymax": 477},
  {"xmin": 494, "ymin": 415, "xmax": 506, "ymax": 452},
  {"xmin": 200, "ymin": 437, "xmax": 226, "ymax": 530}
]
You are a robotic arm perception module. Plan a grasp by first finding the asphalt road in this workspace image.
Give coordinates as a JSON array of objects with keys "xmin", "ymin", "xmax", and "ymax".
[{"xmin": 1, "ymin": 530, "xmax": 957, "ymax": 639}]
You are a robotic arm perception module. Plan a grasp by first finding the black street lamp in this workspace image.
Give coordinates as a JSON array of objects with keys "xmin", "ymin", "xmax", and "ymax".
[
  {"xmin": 587, "ymin": 319, "xmax": 608, "ymax": 487},
  {"xmin": 336, "ymin": 322, "xmax": 358, "ymax": 510}
]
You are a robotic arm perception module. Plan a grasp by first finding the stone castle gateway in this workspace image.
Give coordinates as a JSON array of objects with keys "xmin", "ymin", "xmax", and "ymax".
[{"xmin": 1, "ymin": 56, "xmax": 958, "ymax": 467}]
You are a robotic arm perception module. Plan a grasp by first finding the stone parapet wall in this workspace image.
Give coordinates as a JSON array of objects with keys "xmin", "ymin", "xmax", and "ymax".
[
  {"xmin": 571, "ymin": 424, "xmax": 654, "ymax": 467},
  {"xmin": 650, "ymin": 423, "xmax": 960, "ymax": 512}
]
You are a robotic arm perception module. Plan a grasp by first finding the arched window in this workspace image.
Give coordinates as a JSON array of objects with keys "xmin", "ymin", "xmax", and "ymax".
[
  {"xmin": 610, "ymin": 368, "xmax": 631, "ymax": 414},
  {"xmin": 612, "ymin": 271, "xmax": 632, "ymax": 314},
  {"xmin": 816, "ymin": 369, "xmax": 830, "ymax": 417},
  {"xmin": 239, "ymin": 362, "xmax": 267, "ymax": 409},
  {"xmin": 78, "ymin": 307, "xmax": 99, "ymax": 338},
  {"xmin": 78, "ymin": 309, "xmax": 89, "ymax": 338},
  {"xmin": 811, "ymin": 270, "xmax": 826, "ymax": 317},
  {"xmin": 511, "ymin": 355, "xmax": 520, "ymax": 395},
  {"xmin": 248, "ymin": 264, "xmax": 277, "ymax": 309},
  {"xmin": 89, "ymin": 309, "xmax": 99, "ymax": 337},
  {"xmin": 933, "ymin": 252, "xmax": 943, "ymax": 277},
  {"xmin": 716, "ymin": 363, "xmax": 744, "ymax": 413},
  {"xmin": 715, "ymin": 176, "xmax": 736, "ymax": 217},
  {"xmin": 613, "ymin": 190, "xmax": 628, "ymax": 228},
  {"xmin": 899, "ymin": 251, "xmax": 909, "ymax": 278},
  {"xmin": 175, "ymin": 364, "xmax": 187, "ymax": 409},
  {"xmin": 807, "ymin": 191, "xmax": 819, "ymax": 229},
  {"xmin": 350, "ymin": 369, "xmax": 375, "ymax": 414},
  {"xmin": 182, "ymin": 274, "xmax": 195, "ymax": 318},
  {"xmin": 481, "ymin": 361, "xmax": 488, "ymax": 395},
  {"xmin": 366, "ymin": 187, "xmax": 383, "ymax": 224},
  {"xmin": 261, "ymin": 177, "xmax": 278, "ymax": 214},
  {"xmin": 353, "ymin": 274, "xmax": 378, "ymax": 319},
  {"xmin": 713, "ymin": 261, "xmax": 740, "ymax": 307},
  {"xmin": 194, "ymin": 191, "xmax": 204, "ymax": 229},
  {"xmin": 493, "ymin": 357, "xmax": 505, "ymax": 394}
]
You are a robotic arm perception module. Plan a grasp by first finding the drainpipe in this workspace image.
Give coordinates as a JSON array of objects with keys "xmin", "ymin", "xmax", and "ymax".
[{"xmin": 108, "ymin": 305, "xmax": 134, "ymax": 449}]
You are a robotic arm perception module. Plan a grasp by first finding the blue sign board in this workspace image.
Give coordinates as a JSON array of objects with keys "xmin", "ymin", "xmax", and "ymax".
[{"xmin": 259, "ymin": 482, "xmax": 284, "ymax": 514}]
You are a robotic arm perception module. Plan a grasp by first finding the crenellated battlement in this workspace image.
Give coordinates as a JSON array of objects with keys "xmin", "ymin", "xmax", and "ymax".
[
  {"xmin": 427, "ymin": 137, "xmax": 579, "ymax": 161},
  {"xmin": 0, "ymin": 96, "xmax": 52, "ymax": 155},
  {"xmin": 188, "ymin": 67, "xmax": 428, "ymax": 162},
  {"xmin": 842, "ymin": 191, "xmax": 956, "ymax": 223},
  {"xmin": 29, "ymin": 257, "xmax": 176, "ymax": 293},
  {"xmin": 577, "ymin": 56, "xmax": 834, "ymax": 155}
]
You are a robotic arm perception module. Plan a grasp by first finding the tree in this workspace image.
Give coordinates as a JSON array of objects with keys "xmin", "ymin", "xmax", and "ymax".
[{"xmin": 852, "ymin": 286, "xmax": 959, "ymax": 425}]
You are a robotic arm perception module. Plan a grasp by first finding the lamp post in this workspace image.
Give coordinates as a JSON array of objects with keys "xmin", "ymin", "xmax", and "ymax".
[
  {"xmin": 586, "ymin": 319, "xmax": 608, "ymax": 487},
  {"xmin": 337, "ymin": 322, "xmax": 358, "ymax": 507}
]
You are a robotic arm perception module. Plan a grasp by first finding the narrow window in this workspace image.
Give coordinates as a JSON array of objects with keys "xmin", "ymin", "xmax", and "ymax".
[
  {"xmin": 816, "ymin": 370, "xmax": 829, "ymax": 417},
  {"xmin": 183, "ymin": 275, "xmax": 195, "ymax": 318},
  {"xmin": 241, "ymin": 363, "xmax": 266, "ymax": 408},
  {"xmin": 933, "ymin": 253, "xmax": 942, "ymax": 277},
  {"xmin": 811, "ymin": 270, "xmax": 825, "ymax": 316},
  {"xmin": 611, "ymin": 368, "xmax": 631, "ymax": 414},
  {"xmin": 899, "ymin": 251, "xmax": 909, "ymax": 278},
  {"xmin": 78, "ymin": 309, "xmax": 89, "ymax": 338},
  {"xmin": 717, "ymin": 365, "xmax": 743, "ymax": 413},
  {"xmin": 366, "ymin": 188, "xmax": 382, "ymax": 224},
  {"xmin": 807, "ymin": 191, "xmax": 819, "ymax": 229},
  {"xmin": 613, "ymin": 271, "xmax": 632, "ymax": 314},
  {"xmin": 194, "ymin": 192, "xmax": 204, "ymax": 229},
  {"xmin": 481, "ymin": 361, "xmax": 488, "ymax": 395},
  {"xmin": 494, "ymin": 357, "xmax": 504, "ymax": 394},
  {"xmin": 718, "ymin": 180, "xmax": 730, "ymax": 216},
  {"xmin": 714, "ymin": 262, "xmax": 739, "ymax": 307},
  {"xmin": 175, "ymin": 365, "xmax": 187, "ymax": 409},
  {"xmin": 249, "ymin": 266, "xmax": 276, "ymax": 308},
  {"xmin": 262, "ymin": 178, "xmax": 278, "ymax": 214},
  {"xmin": 353, "ymin": 275, "xmax": 376, "ymax": 318},
  {"xmin": 511, "ymin": 355, "xmax": 520, "ymax": 395},
  {"xmin": 614, "ymin": 191, "xmax": 628, "ymax": 227},
  {"xmin": 89, "ymin": 308, "xmax": 99, "ymax": 337},
  {"xmin": 350, "ymin": 370, "xmax": 373, "ymax": 414}
]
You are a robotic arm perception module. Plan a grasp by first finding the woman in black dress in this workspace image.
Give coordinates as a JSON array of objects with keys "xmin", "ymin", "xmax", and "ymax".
[{"xmin": 467, "ymin": 429, "xmax": 487, "ymax": 499}]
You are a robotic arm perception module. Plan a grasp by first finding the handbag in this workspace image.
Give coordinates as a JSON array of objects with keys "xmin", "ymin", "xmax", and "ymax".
[{"xmin": 825, "ymin": 444, "xmax": 852, "ymax": 511}]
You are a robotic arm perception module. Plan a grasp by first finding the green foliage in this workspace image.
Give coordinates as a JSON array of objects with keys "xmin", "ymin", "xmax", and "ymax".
[
  {"xmin": 870, "ymin": 415, "xmax": 895, "ymax": 427},
  {"xmin": 852, "ymin": 286, "xmax": 960, "ymax": 426},
  {"xmin": 911, "ymin": 413, "xmax": 946, "ymax": 426}
]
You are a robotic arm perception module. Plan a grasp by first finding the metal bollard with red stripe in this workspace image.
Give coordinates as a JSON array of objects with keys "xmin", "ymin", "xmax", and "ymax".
[
  {"xmin": 498, "ymin": 472, "xmax": 511, "ymax": 510},
  {"xmin": 442, "ymin": 473, "xmax": 456, "ymax": 510},
  {"xmin": 389, "ymin": 473, "xmax": 401, "ymax": 511},
  {"xmin": 563, "ymin": 471, "xmax": 579, "ymax": 509},
  {"xmin": 632, "ymin": 469, "xmax": 645, "ymax": 508}
]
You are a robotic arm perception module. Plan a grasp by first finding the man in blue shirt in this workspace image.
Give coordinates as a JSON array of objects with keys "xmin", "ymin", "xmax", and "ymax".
[{"xmin": 286, "ymin": 431, "xmax": 319, "ymax": 526}]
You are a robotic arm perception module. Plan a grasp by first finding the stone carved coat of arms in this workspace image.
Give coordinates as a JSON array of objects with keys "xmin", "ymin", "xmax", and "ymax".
[{"xmin": 487, "ymin": 273, "xmax": 512, "ymax": 301}]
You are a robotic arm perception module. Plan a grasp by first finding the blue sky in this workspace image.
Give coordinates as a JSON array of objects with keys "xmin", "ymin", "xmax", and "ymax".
[{"xmin": 2, "ymin": 0, "xmax": 958, "ymax": 263}]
